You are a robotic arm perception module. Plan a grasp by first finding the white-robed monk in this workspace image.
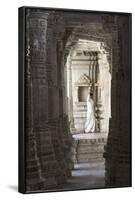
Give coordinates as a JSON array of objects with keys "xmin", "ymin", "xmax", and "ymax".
[{"xmin": 84, "ymin": 93, "xmax": 95, "ymax": 133}]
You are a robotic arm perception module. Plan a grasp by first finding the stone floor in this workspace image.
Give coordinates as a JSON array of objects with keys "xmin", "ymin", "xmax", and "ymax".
[
  {"xmin": 59, "ymin": 133, "xmax": 107, "ymax": 191},
  {"xmin": 61, "ymin": 162, "xmax": 105, "ymax": 190},
  {"xmin": 47, "ymin": 133, "xmax": 107, "ymax": 192}
]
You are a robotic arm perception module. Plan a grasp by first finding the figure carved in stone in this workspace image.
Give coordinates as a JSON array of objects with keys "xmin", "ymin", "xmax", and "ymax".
[{"xmin": 84, "ymin": 93, "xmax": 95, "ymax": 133}]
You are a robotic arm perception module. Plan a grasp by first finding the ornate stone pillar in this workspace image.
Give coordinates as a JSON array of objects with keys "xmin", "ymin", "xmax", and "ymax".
[
  {"xmin": 25, "ymin": 9, "xmax": 73, "ymax": 191},
  {"xmin": 67, "ymin": 53, "xmax": 75, "ymax": 129},
  {"xmin": 25, "ymin": 9, "xmax": 58, "ymax": 191},
  {"xmin": 104, "ymin": 16, "xmax": 131, "ymax": 186}
]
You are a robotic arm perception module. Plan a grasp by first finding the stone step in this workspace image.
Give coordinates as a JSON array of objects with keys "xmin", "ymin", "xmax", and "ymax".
[
  {"xmin": 72, "ymin": 133, "xmax": 107, "ymax": 163},
  {"xmin": 77, "ymin": 146, "xmax": 104, "ymax": 153},
  {"xmin": 77, "ymin": 157, "xmax": 105, "ymax": 163}
]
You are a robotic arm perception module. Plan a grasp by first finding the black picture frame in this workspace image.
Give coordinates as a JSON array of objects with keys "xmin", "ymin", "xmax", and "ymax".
[{"xmin": 19, "ymin": 6, "xmax": 132, "ymax": 194}]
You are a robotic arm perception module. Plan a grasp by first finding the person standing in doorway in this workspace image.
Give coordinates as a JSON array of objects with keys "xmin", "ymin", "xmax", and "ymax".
[{"xmin": 84, "ymin": 93, "xmax": 95, "ymax": 133}]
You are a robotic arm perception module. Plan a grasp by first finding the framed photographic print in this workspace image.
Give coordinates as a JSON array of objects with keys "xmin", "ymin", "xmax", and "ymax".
[{"xmin": 19, "ymin": 6, "xmax": 132, "ymax": 194}]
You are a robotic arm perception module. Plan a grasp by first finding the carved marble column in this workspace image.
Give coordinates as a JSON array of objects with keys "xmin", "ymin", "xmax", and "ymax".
[
  {"xmin": 25, "ymin": 9, "xmax": 55, "ymax": 191},
  {"xmin": 25, "ymin": 9, "xmax": 73, "ymax": 191},
  {"xmin": 104, "ymin": 16, "xmax": 131, "ymax": 186}
]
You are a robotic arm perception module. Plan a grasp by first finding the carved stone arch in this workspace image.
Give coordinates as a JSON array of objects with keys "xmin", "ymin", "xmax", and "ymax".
[
  {"xmin": 76, "ymin": 74, "xmax": 91, "ymax": 86},
  {"xmin": 75, "ymin": 74, "xmax": 91, "ymax": 103},
  {"xmin": 64, "ymin": 27, "xmax": 112, "ymax": 70}
]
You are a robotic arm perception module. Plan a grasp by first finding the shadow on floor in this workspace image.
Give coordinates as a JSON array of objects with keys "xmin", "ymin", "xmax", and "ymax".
[{"xmin": 8, "ymin": 185, "xmax": 18, "ymax": 192}]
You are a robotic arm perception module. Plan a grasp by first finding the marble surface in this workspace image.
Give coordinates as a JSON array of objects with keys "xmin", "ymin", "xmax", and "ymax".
[
  {"xmin": 61, "ymin": 162, "xmax": 105, "ymax": 190},
  {"xmin": 72, "ymin": 133, "xmax": 108, "ymax": 140}
]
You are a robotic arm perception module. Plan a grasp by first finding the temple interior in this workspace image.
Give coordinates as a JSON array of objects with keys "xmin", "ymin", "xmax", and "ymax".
[{"xmin": 24, "ymin": 8, "xmax": 131, "ymax": 192}]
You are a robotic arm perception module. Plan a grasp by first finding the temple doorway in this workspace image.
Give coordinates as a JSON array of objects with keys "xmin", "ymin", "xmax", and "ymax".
[
  {"xmin": 66, "ymin": 39, "xmax": 111, "ymax": 135},
  {"xmin": 64, "ymin": 38, "xmax": 112, "ymax": 188}
]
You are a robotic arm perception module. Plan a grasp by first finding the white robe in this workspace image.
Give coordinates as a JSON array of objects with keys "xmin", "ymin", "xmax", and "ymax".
[{"xmin": 85, "ymin": 95, "xmax": 95, "ymax": 133}]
